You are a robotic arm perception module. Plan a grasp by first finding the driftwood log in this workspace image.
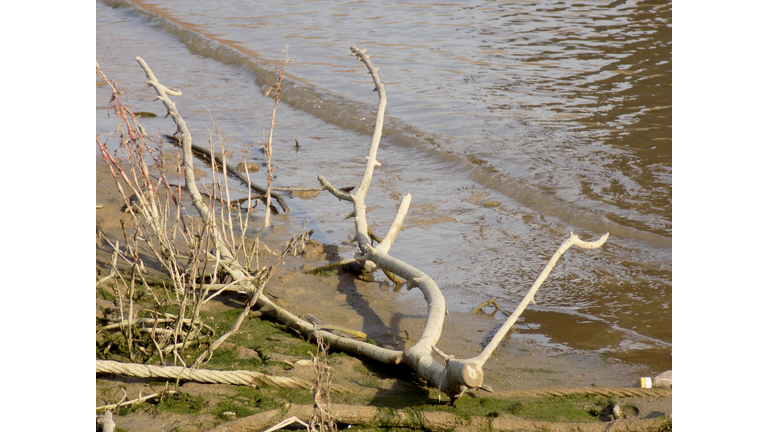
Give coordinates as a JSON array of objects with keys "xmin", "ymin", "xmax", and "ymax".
[
  {"xmin": 132, "ymin": 49, "xmax": 609, "ymax": 402},
  {"xmin": 205, "ymin": 403, "xmax": 666, "ymax": 432},
  {"xmin": 163, "ymin": 133, "xmax": 290, "ymax": 213},
  {"xmin": 314, "ymin": 46, "xmax": 610, "ymax": 401}
]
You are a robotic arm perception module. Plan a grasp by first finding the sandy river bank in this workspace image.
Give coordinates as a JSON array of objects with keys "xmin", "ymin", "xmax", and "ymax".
[{"xmin": 96, "ymin": 156, "xmax": 670, "ymax": 431}]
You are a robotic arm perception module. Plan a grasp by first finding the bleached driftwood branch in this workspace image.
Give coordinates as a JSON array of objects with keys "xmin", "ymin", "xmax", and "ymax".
[
  {"xmin": 318, "ymin": 46, "xmax": 452, "ymax": 396},
  {"xmin": 436, "ymin": 232, "xmax": 610, "ymax": 398},
  {"xmin": 130, "ymin": 52, "xmax": 609, "ymax": 403},
  {"xmin": 132, "ymin": 56, "xmax": 402, "ymax": 369},
  {"xmin": 472, "ymin": 232, "xmax": 609, "ymax": 367},
  {"xmin": 135, "ymin": 56, "xmax": 241, "ymax": 271},
  {"xmin": 135, "ymin": 57, "xmax": 295, "ymax": 368},
  {"xmin": 318, "ymin": 47, "xmax": 611, "ymax": 402}
]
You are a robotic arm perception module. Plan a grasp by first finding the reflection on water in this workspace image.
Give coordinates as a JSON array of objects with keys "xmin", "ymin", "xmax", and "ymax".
[{"xmin": 98, "ymin": 0, "xmax": 671, "ymax": 374}]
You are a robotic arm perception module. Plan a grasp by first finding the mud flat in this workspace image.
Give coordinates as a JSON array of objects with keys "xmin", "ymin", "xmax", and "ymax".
[{"xmin": 96, "ymin": 157, "xmax": 671, "ymax": 431}]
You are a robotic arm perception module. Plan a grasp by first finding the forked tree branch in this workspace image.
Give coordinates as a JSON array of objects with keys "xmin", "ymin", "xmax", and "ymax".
[
  {"xmin": 319, "ymin": 46, "xmax": 451, "ymax": 395},
  {"xmin": 318, "ymin": 47, "xmax": 611, "ymax": 402},
  {"xmin": 124, "ymin": 52, "xmax": 609, "ymax": 404},
  {"xmin": 135, "ymin": 56, "xmax": 255, "ymax": 283}
]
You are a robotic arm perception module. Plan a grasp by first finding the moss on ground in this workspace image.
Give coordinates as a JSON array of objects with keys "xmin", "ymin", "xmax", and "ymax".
[
  {"xmin": 657, "ymin": 417, "xmax": 672, "ymax": 431},
  {"xmin": 356, "ymin": 392, "xmax": 614, "ymax": 426},
  {"xmin": 96, "ymin": 291, "xmax": 641, "ymax": 431},
  {"xmin": 97, "ymin": 286, "xmax": 116, "ymax": 302},
  {"xmin": 505, "ymin": 394, "xmax": 612, "ymax": 423},
  {"xmin": 155, "ymin": 392, "xmax": 206, "ymax": 415}
]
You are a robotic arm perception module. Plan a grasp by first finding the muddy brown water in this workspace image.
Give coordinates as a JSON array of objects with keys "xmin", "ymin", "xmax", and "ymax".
[{"xmin": 97, "ymin": 0, "xmax": 671, "ymax": 378}]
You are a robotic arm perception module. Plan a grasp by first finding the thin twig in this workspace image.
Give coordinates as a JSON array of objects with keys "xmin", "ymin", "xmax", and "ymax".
[
  {"xmin": 96, "ymin": 390, "xmax": 178, "ymax": 412},
  {"xmin": 163, "ymin": 133, "xmax": 288, "ymax": 212},
  {"xmin": 263, "ymin": 44, "xmax": 291, "ymax": 227},
  {"xmin": 192, "ymin": 227, "xmax": 311, "ymax": 368}
]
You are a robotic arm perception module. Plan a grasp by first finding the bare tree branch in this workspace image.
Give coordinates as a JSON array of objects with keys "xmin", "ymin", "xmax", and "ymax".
[{"xmin": 316, "ymin": 47, "xmax": 611, "ymax": 402}]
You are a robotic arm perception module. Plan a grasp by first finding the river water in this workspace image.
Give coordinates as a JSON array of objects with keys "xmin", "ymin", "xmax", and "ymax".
[{"xmin": 97, "ymin": 0, "xmax": 671, "ymax": 374}]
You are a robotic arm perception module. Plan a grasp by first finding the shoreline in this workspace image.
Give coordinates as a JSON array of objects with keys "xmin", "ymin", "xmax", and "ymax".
[{"xmin": 96, "ymin": 155, "xmax": 671, "ymax": 429}]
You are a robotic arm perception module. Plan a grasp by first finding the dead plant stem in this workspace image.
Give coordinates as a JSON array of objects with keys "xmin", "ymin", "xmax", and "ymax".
[{"xmin": 263, "ymin": 44, "xmax": 291, "ymax": 228}]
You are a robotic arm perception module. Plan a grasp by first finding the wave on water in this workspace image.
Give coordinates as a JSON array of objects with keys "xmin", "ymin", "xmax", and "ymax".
[{"xmin": 103, "ymin": 0, "xmax": 671, "ymax": 250}]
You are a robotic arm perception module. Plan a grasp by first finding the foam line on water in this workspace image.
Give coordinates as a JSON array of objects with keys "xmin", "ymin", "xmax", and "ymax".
[{"xmin": 104, "ymin": 0, "xmax": 671, "ymax": 250}]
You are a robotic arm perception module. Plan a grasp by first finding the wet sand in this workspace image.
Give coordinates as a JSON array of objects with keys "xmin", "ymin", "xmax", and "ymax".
[{"xmin": 96, "ymin": 156, "xmax": 671, "ymax": 429}]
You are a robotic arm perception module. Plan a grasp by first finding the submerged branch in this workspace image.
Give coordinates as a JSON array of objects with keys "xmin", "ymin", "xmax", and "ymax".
[{"xmin": 164, "ymin": 134, "xmax": 289, "ymax": 212}]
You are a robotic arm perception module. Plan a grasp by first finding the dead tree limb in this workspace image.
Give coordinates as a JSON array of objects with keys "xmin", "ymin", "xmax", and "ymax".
[
  {"xmin": 470, "ymin": 232, "xmax": 609, "ymax": 368},
  {"xmin": 318, "ymin": 47, "xmax": 453, "ymax": 397},
  {"xmin": 136, "ymin": 56, "xmax": 241, "ymax": 272},
  {"xmin": 132, "ymin": 57, "xmax": 398, "ymax": 369},
  {"xmin": 164, "ymin": 134, "xmax": 289, "ymax": 212},
  {"xmin": 135, "ymin": 57, "xmax": 296, "ymax": 367},
  {"xmin": 130, "ymin": 52, "xmax": 609, "ymax": 404},
  {"xmin": 435, "ymin": 232, "xmax": 610, "ymax": 400},
  {"xmin": 317, "ymin": 47, "xmax": 611, "ymax": 402},
  {"xmin": 254, "ymin": 294, "xmax": 403, "ymax": 365}
]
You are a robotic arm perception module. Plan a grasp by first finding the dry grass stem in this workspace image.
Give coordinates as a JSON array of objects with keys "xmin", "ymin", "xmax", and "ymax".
[
  {"xmin": 97, "ymin": 61, "xmax": 282, "ymax": 367},
  {"xmin": 262, "ymin": 44, "xmax": 291, "ymax": 227},
  {"xmin": 96, "ymin": 390, "xmax": 178, "ymax": 413},
  {"xmin": 310, "ymin": 328, "xmax": 337, "ymax": 432}
]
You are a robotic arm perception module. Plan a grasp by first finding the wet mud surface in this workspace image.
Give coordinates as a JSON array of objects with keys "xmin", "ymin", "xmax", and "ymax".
[{"xmin": 96, "ymin": 158, "xmax": 671, "ymax": 431}]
